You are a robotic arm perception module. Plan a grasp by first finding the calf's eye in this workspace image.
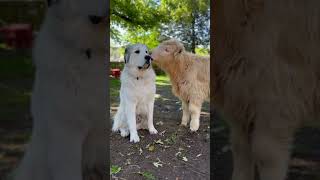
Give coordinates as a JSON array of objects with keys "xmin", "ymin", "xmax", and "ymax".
[{"xmin": 135, "ymin": 50, "xmax": 140, "ymax": 54}]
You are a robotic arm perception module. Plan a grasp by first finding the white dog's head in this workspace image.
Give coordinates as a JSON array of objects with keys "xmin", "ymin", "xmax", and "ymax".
[
  {"xmin": 48, "ymin": 0, "xmax": 106, "ymax": 18},
  {"xmin": 45, "ymin": 0, "xmax": 107, "ymax": 53},
  {"xmin": 124, "ymin": 44, "xmax": 153, "ymax": 70},
  {"xmin": 150, "ymin": 39, "xmax": 185, "ymax": 64}
]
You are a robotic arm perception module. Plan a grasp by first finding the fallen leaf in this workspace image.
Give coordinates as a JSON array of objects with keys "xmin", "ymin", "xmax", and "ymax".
[
  {"xmin": 125, "ymin": 158, "xmax": 131, "ymax": 165},
  {"xmin": 139, "ymin": 148, "xmax": 143, "ymax": 155},
  {"xmin": 148, "ymin": 144, "xmax": 155, "ymax": 152},
  {"xmin": 155, "ymin": 139, "xmax": 164, "ymax": 145},
  {"xmin": 175, "ymin": 152, "xmax": 182, "ymax": 157},
  {"xmin": 159, "ymin": 130, "xmax": 166, "ymax": 136},
  {"xmin": 110, "ymin": 165, "xmax": 121, "ymax": 175},
  {"xmin": 182, "ymin": 156, "xmax": 188, "ymax": 162},
  {"xmin": 156, "ymin": 121, "xmax": 164, "ymax": 126},
  {"xmin": 153, "ymin": 161, "xmax": 163, "ymax": 168},
  {"xmin": 196, "ymin": 154, "xmax": 202, "ymax": 157}
]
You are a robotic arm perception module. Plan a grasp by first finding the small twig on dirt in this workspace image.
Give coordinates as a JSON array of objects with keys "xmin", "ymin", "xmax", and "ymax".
[
  {"xmin": 179, "ymin": 161, "xmax": 209, "ymax": 176},
  {"xmin": 173, "ymin": 164, "xmax": 208, "ymax": 176},
  {"xmin": 111, "ymin": 175, "xmax": 127, "ymax": 180},
  {"xmin": 127, "ymin": 164, "xmax": 141, "ymax": 169}
]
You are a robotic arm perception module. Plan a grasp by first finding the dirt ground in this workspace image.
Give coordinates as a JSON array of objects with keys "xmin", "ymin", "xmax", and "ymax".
[
  {"xmin": 212, "ymin": 112, "xmax": 320, "ymax": 180},
  {"xmin": 110, "ymin": 78, "xmax": 210, "ymax": 180}
]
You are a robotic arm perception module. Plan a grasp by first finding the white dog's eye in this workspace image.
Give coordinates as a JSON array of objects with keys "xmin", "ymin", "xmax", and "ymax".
[
  {"xmin": 146, "ymin": 51, "xmax": 148, "ymax": 53},
  {"xmin": 135, "ymin": 50, "xmax": 140, "ymax": 54}
]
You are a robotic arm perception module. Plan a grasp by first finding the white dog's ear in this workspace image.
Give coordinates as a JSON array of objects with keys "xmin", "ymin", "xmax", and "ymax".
[{"xmin": 124, "ymin": 47, "xmax": 130, "ymax": 63}]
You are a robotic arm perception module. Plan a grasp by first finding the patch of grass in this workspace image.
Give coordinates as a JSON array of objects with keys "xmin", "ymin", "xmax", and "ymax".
[
  {"xmin": 164, "ymin": 132, "xmax": 177, "ymax": 145},
  {"xmin": 0, "ymin": 84, "xmax": 30, "ymax": 121},
  {"xmin": 110, "ymin": 165, "xmax": 122, "ymax": 175},
  {"xmin": 155, "ymin": 75, "xmax": 170, "ymax": 86},
  {"xmin": 0, "ymin": 51, "xmax": 34, "ymax": 80},
  {"xmin": 140, "ymin": 171, "xmax": 156, "ymax": 180},
  {"xmin": 110, "ymin": 77, "xmax": 120, "ymax": 98},
  {"xmin": 110, "ymin": 75, "xmax": 170, "ymax": 100}
]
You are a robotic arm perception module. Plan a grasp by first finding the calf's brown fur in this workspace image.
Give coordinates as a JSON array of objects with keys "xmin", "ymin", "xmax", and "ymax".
[
  {"xmin": 213, "ymin": 0, "xmax": 320, "ymax": 180},
  {"xmin": 151, "ymin": 39, "xmax": 210, "ymax": 131}
]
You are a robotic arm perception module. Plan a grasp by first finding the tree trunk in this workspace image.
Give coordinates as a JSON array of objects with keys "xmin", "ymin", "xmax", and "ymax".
[{"xmin": 191, "ymin": 12, "xmax": 196, "ymax": 53}]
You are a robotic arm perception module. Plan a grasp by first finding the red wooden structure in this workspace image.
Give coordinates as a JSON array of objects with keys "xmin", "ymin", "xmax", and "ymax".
[
  {"xmin": 110, "ymin": 68, "xmax": 121, "ymax": 78},
  {"xmin": 0, "ymin": 24, "xmax": 33, "ymax": 49}
]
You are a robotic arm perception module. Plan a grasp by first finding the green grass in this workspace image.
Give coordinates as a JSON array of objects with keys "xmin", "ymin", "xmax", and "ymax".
[
  {"xmin": 0, "ymin": 85, "xmax": 30, "ymax": 121},
  {"xmin": 155, "ymin": 75, "xmax": 170, "ymax": 86},
  {"xmin": 110, "ymin": 165, "xmax": 122, "ymax": 175},
  {"xmin": 109, "ymin": 75, "xmax": 170, "ymax": 99},
  {"xmin": 110, "ymin": 78, "xmax": 120, "ymax": 98},
  {"xmin": 0, "ymin": 49, "xmax": 33, "ymax": 121},
  {"xmin": 0, "ymin": 50, "xmax": 34, "ymax": 80}
]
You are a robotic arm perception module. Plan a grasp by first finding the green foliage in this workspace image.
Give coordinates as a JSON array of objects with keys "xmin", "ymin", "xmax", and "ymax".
[
  {"xmin": 111, "ymin": 0, "xmax": 210, "ymax": 54},
  {"xmin": 0, "ymin": 50, "xmax": 34, "ymax": 80},
  {"xmin": 141, "ymin": 171, "xmax": 156, "ymax": 180},
  {"xmin": 195, "ymin": 47, "xmax": 210, "ymax": 56},
  {"xmin": 155, "ymin": 75, "xmax": 170, "ymax": 86},
  {"xmin": 159, "ymin": 0, "xmax": 210, "ymax": 52},
  {"xmin": 110, "ymin": 0, "xmax": 165, "ymax": 41},
  {"xmin": 110, "ymin": 165, "xmax": 122, "ymax": 175},
  {"xmin": 124, "ymin": 27, "xmax": 160, "ymax": 49}
]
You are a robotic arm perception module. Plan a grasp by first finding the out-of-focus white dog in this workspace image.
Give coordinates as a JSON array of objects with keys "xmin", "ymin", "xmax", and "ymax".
[
  {"xmin": 112, "ymin": 44, "xmax": 158, "ymax": 143},
  {"xmin": 13, "ymin": 0, "xmax": 107, "ymax": 180}
]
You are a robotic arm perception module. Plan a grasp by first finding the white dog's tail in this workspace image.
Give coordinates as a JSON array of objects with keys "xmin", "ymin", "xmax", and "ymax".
[{"xmin": 112, "ymin": 106, "xmax": 125, "ymax": 132}]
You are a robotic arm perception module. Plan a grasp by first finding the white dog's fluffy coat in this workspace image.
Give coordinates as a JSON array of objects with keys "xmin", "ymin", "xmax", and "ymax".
[
  {"xmin": 13, "ymin": 0, "xmax": 107, "ymax": 180},
  {"xmin": 112, "ymin": 44, "xmax": 158, "ymax": 143}
]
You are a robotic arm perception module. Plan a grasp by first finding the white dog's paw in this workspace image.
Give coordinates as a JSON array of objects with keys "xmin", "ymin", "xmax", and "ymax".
[
  {"xmin": 149, "ymin": 127, "xmax": 158, "ymax": 135},
  {"xmin": 120, "ymin": 128, "xmax": 129, "ymax": 137},
  {"xmin": 190, "ymin": 120, "xmax": 200, "ymax": 132},
  {"xmin": 129, "ymin": 133, "xmax": 140, "ymax": 143},
  {"xmin": 112, "ymin": 125, "xmax": 119, "ymax": 132}
]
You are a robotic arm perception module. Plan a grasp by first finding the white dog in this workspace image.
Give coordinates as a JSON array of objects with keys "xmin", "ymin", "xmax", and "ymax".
[
  {"xmin": 112, "ymin": 44, "xmax": 158, "ymax": 143},
  {"xmin": 13, "ymin": 0, "xmax": 107, "ymax": 180}
]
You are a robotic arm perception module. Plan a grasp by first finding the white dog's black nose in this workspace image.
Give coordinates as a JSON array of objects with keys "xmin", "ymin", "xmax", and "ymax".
[
  {"xmin": 145, "ymin": 55, "xmax": 152, "ymax": 62},
  {"xmin": 88, "ymin": 15, "xmax": 104, "ymax": 24}
]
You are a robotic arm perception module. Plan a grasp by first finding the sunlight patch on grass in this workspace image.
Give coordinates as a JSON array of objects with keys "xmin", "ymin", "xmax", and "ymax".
[
  {"xmin": 156, "ymin": 75, "xmax": 170, "ymax": 86},
  {"xmin": 110, "ymin": 77, "xmax": 120, "ymax": 98}
]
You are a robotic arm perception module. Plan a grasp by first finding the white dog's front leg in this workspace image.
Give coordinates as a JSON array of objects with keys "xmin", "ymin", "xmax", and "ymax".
[
  {"xmin": 147, "ymin": 101, "xmax": 158, "ymax": 134},
  {"xmin": 48, "ymin": 122, "xmax": 85, "ymax": 180},
  {"xmin": 126, "ymin": 102, "xmax": 140, "ymax": 143}
]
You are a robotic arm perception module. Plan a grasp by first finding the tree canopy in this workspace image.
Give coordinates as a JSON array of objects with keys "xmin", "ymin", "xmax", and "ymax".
[{"xmin": 111, "ymin": 0, "xmax": 210, "ymax": 54}]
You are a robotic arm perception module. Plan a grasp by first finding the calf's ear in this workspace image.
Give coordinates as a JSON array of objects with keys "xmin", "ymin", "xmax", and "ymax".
[{"xmin": 174, "ymin": 43, "xmax": 185, "ymax": 57}]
